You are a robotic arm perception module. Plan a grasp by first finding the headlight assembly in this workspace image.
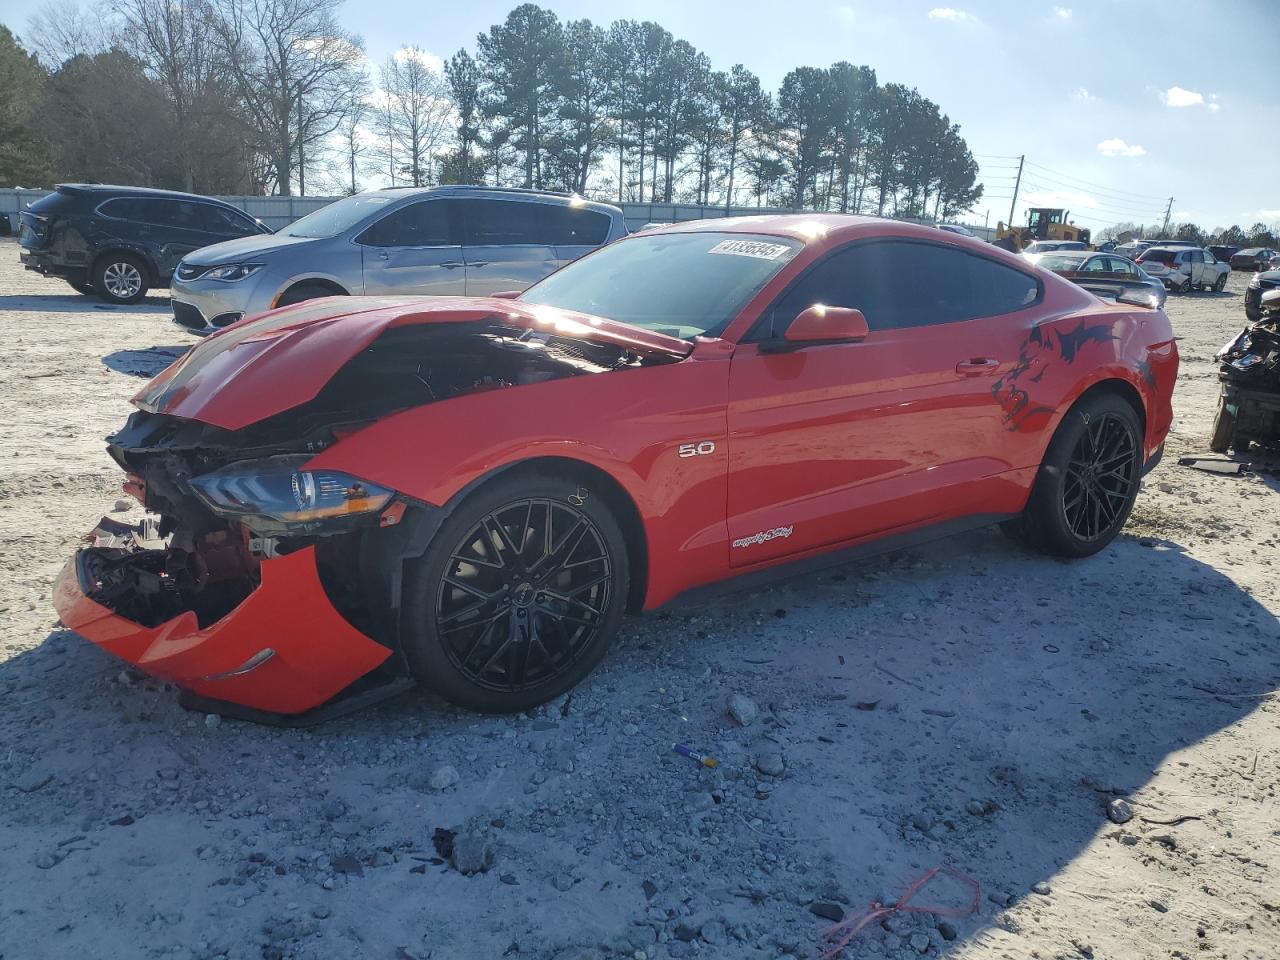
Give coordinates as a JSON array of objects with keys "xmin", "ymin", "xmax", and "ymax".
[
  {"xmin": 198, "ymin": 262, "xmax": 265, "ymax": 282},
  {"xmin": 189, "ymin": 455, "xmax": 394, "ymax": 532}
]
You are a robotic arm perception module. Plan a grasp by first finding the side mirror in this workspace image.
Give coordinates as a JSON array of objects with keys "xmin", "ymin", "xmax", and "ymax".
[
  {"xmin": 761, "ymin": 305, "xmax": 869, "ymax": 353},
  {"xmin": 491, "ymin": 290, "xmax": 522, "ymax": 300}
]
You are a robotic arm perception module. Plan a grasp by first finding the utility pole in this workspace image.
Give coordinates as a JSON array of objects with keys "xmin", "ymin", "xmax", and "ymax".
[
  {"xmin": 1160, "ymin": 197, "xmax": 1173, "ymax": 236},
  {"xmin": 1007, "ymin": 154, "xmax": 1024, "ymax": 229}
]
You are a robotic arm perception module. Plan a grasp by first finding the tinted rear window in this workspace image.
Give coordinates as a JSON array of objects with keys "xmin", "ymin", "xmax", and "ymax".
[
  {"xmin": 1142, "ymin": 250, "xmax": 1179, "ymax": 264},
  {"xmin": 538, "ymin": 205, "xmax": 611, "ymax": 245},
  {"xmin": 461, "ymin": 199, "xmax": 544, "ymax": 245}
]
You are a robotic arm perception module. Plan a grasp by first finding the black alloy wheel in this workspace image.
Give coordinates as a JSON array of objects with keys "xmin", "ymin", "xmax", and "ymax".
[
  {"xmin": 437, "ymin": 497, "xmax": 612, "ymax": 691},
  {"xmin": 403, "ymin": 473, "xmax": 629, "ymax": 713},
  {"xmin": 1002, "ymin": 392, "xmax": 1142, "ymax": 558},
  {"xmin": 1060, "ymin": 411, "xmax": 1138, "ymax": 542}
]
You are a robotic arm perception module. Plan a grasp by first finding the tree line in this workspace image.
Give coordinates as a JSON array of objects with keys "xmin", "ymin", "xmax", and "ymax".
[
  {"xmin": 0, "ymin": 0, "xmax": 983, "ymax": 219},
  {"xmin": 1098, "ymin": 220, "xmax": 1278, "ymax": 251}
]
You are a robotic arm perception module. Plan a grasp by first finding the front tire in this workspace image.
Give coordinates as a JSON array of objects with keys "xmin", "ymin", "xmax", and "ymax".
[
  {"xmin": 402, "ymin": 472, "xmax": 630, "ymax": 713},
  {"xmin": 93, "ymin": 254, "xmax": 149, "ymax": 305},
  {"xmin": 1213, "ymin": 273, "xmax": 1227, "ymax": 292},
  {"xmin": 276, "ymin": 282, "xmax": 342, "ymax": 308},
  {"xmin": 1004, "ymin": 393, "xmax": 1142, "ymax": 558},
  {"xmin": 1178, "ymin": 277, "xmax": 1193, "ymax": 294}
]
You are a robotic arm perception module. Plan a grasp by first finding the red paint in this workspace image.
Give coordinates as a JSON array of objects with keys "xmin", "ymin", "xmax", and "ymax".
[
  {"xmin": 53, "ymin": 547, "xmax": 390, "ymax": 714},
  {"xmin": 62, "ymin": 215, "xmax": 1178, "ymax": 714}
]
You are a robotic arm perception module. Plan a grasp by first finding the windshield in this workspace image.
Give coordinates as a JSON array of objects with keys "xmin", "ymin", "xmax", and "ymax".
[
  {"xmin": 519, "ymin": 231, "xmax": 802, "ymax": 339},
  {"xmin": 282, "ymin": 195, "xmax": 396, "ymax": 238}
]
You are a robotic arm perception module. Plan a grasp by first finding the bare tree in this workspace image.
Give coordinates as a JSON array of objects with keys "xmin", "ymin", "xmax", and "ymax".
[
  {"xmin": 205, "ymin": 0, "xmax": 366, "ymax": 195},
  {"xmin": 25, "ymin": 0, "xmax": 118, "ymax": 66},
  {"xmin": 376, "ymin": 46, "xmax": 454, "ymax": 187},
  {"xmin": 118, "ymin": 0, "xmax": 246, "ymax": 192}
]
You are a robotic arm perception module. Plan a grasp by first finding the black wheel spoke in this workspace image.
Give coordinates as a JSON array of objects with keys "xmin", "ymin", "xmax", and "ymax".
[
  {"xmin": 1063, "ymin": 411, "xmax": 1137, "ymax": 542},
  {"xmin": 435, "ymin": 496, "xmax": 613, "ymax": 693}
]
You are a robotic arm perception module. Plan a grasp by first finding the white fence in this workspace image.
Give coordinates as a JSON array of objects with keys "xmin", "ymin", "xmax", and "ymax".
[{"xmin": 2, "ymin": 187, "xmax": 960, "ymax": 236}]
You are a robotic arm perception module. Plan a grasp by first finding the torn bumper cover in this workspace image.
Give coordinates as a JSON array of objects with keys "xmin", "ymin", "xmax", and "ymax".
[{"xmin": 53, "ymin": 521, "xmax": 390, "ymax": 715}]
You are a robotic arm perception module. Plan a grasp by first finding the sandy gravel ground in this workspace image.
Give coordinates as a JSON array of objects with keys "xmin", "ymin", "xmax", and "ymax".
[{"xmin": 1, "ymin": 240, "xmax": 1277, "ymax": 960}]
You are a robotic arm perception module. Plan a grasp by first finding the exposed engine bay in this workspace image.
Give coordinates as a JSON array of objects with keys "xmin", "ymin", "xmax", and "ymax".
[
  {"xmin": 1213, "ymin": 301, "xmax": 1280, "ymax": 453},
  {"xmin": 88, "ymin": 320, "xmax": 668, "ymax": 633}
]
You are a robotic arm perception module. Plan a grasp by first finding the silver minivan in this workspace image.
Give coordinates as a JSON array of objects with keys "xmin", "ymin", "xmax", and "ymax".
[{"xmin": 169, "ymin": 186, "xmax": 629, "ymax": 333}]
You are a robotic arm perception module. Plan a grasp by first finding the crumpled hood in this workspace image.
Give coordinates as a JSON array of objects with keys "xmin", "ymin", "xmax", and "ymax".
[
  {"xmin": 134, "ymin": 296, "xmax": 693, "ymax": 431},
  {"xmin": 179, "ymin": 232, "xmax": 313, "ymax": 266}
]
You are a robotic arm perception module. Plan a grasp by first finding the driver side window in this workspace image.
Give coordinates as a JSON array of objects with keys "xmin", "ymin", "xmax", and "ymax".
[
  {"xmin": 759, "ymin": 240, "xmax": 1039, "ymax": 338},
  {"xmin": 358, "ymin": 200, "xmax": 454, "ymax": 247}
]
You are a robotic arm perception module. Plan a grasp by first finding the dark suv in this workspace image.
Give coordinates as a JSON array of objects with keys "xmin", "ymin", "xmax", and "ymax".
[{"xmin": 18, "ymin": 184, "xmax": 270, "ymax": 304}]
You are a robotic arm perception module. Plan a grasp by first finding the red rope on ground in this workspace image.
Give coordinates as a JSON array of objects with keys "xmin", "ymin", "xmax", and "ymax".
[{"xmin": 817, "ymin": 866, "xmax": 981, "ymax": 960}]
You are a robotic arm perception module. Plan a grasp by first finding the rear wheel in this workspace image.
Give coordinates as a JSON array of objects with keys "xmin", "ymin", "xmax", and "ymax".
[
  {"xmin": 1213, "ymin": 272, "xmax": 1228, "ymax": 292},
  {"xmin": 1004, "ymin": 393, "xmax": 1142, "ymax": 558},
  {"xmin": 93, "ymin": 254, "xmax": 148, "ymax": 305},
  {"xmin": 402, "ymin": 472, "xmax": 630, "ymax": 713}
]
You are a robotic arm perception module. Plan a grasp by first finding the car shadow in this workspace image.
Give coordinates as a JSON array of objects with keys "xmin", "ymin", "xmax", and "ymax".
[
  {"xmin": 101, "ymin": 345, "xmax": 190, "ymax": 378},
  {"xmin": 0, "ymin": 293, "xmax": 172, "ymax": 314},
  {"xmin": 2, "ymin": 527, "xmax": 1276, "ymax": 958}
]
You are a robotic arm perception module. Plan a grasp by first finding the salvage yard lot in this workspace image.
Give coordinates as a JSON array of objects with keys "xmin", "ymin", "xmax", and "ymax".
[{"xmin": 1, "ymin": 240, "xmax": 1277, "ymax": 960}]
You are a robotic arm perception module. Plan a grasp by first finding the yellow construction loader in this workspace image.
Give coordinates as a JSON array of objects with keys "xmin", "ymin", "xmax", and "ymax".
[{"xmin": 994, "ymin": 208, "xmax": 1092, "ymax": 250}]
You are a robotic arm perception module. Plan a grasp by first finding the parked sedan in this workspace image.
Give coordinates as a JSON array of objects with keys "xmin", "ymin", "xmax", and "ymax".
[
  {"xmin": 18, "ymin": 184, "xmax": 270, "ymax": 304},
  {"xmin": 1137, "ymin": 246, "xmax": 1231, "ymax": 292},
  {"xmin": 1031, "ymin": 251, "xmax": 1167, "ymax": 307},
  {"xmin": 1208, "ymin": 245, "xmax": 1239, "ymax": 263},
  {"xmin": 53, "ymin": 216, "xmax": 1177, "ymax": 720},
  {"xmin": 1229, "ymin": 248, "xmax": 1280, "ymax": 271},
  {"xmin": 170, "ymin": 186, "xmax": 628, "ymax": 334}
]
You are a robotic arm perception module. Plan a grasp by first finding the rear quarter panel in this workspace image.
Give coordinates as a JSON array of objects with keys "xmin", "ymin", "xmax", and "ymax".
[{"xmin": 993, "ymin": 299, "xmax": 1177, "ymax": 467}]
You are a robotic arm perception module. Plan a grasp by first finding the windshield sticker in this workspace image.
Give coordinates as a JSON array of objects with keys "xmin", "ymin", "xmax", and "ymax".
[{"xmin": 708, "ymin": 239, "xmax": 791, "ymax": 261}]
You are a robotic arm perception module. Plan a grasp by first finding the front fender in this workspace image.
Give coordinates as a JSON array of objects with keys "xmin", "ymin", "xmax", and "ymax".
[{"xmin": 306, "ymin": 343, "xmax": 735, "ymax": 608}]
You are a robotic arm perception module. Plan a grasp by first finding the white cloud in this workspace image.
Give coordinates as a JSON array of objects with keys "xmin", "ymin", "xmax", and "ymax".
[
  {"xmin": 1242, "ymin": 209, "xmax": 1280, "ymax": 222},
  {"xmin": 1072, "ymin": 86, "xmax": 1095, "ymax": 102},
  {"xmin": 1097, "ymin": 138, "xmax": 1145, "ymax": 158},
  {"xmin": 1054, "ymin": 6, "xmax": 1072, "ymax": 18},
  {"xmin": 1208, "ymin": 102, "xmax": 1221, "ymax": 112},
  {"xmin": 928, "ymin": 7, "xmax": 977, "ymax": 23},
  {"xmin": 393, "ymin": 46, "xmax": 443, "ymax": 73},
  {"xmin": 1162, "ymin": 86, "xmax": 1204, "ymax": 107}
]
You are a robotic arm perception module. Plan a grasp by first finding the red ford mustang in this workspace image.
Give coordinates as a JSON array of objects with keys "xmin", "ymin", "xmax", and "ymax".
[{"xmin": 54, "ymin": 216, "xmax": 1178, "ymax": 721}]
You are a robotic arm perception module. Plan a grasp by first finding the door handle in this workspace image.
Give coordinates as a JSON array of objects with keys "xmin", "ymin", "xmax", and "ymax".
[
  {"xmin": 956, "ymin": 358, "xmax": 999, "ymax": 375},
  {"xmin": 440, "ymin": 261, "xmax": 464, "ymax": 269},
  {"xmin": 468, "ymin": 261, "xmax": 489, "ymax": 267}
]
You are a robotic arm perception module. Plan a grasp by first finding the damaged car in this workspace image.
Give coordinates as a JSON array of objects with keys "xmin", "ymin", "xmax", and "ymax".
[
  {"xmin": 54, "ymin": 216, "xmax": 1178, "ymax": 721},
  {"xmin": 1211, "ymin": 287, "xmax": 1280, "ymax": 453}
]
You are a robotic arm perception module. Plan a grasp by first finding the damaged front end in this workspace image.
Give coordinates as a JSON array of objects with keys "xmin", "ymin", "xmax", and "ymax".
[
  {"xmin": 56, "ymin": 304, "xmax": 684, "ymax": 720},
  {"xmin": 1213, "ymin": 293, "xmax": 1280, "ymax": 454}
]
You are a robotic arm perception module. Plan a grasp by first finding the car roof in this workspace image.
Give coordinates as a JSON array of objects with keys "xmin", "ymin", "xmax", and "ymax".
[
  {"xmin": 355, "ymin": 184, "xmax": 624, "ymax": 216},
  {"xmin": 55, "ymin": 183, "xmax": 237, "ymax": 203},
  {"xmin": 1144, "ymin": 246, "xmax": 1189, "ymax": 253},
  {"xmin": 640, "ymin": 213, "xmax": 974, "ymax": 246}
]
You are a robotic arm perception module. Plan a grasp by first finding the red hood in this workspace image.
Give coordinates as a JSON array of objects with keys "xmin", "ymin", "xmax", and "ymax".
[{"xmin": 135, "ymin": 296, "xmax": 693, "ymax": 431}]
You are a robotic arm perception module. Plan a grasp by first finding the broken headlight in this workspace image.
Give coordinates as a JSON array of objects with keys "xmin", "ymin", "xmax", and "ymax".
[{"xmin": 189, "ymin": 456, "xmax": 393, "ymax": 528}]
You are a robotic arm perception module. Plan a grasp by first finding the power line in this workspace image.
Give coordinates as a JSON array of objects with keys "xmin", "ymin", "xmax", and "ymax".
[{"xmin": 1021, "ymin": 159, "xmax": 1165, "ymax": 203}]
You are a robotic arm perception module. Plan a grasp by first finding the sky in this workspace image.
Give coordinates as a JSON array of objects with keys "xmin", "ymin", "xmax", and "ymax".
[{"xmin": 7, "ymin": 0, "xmax": 1280, "ymax": 230}]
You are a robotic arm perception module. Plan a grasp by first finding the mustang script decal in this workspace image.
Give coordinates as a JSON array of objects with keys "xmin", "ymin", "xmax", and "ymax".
[{"xmin": 732, "ymin": 526, "xmax": 794, "ymax": 549}]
